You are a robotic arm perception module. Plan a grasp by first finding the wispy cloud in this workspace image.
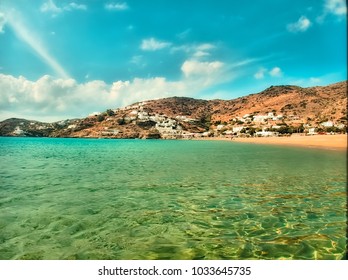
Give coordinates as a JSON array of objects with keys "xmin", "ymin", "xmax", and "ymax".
[
  {"xmin": 192, "ymin": 44, "xmax": 215, "ymax": 57},
  {"xmin": 65, "ymin": 2, "xmax": 87, "ymax": 11},
  {"xmin": 317, "ymin": 0, "xmax": 347, "ymax": 22},
  {"xmin": 6, "ymin": 10, "xmax": 69, "ymax": 78},
  {"xmin": 269, "ymin": 67, "xmax": 283, "ymax": 77},
  {"xmin": 253, "ymin": 66, "xmax": 283, "ymax": 79},
  {"xmin": 287, "ymin": 16, "xmax": 312, "ymax": 32},
  {"xmin": 105, "ymin": 2, "xmax": 129, "ymax": 11},
  {"xmin": 40, "ymin": 0, "xmax": 87, "ymax": 16},
  {"xmin": 171, "ymin": 43, "xmax": 217, "ymax": 58},
  {"xmin": 40, "ymin": 0, "xmax": 62, "ymax": 14},
  {"xmin": 140, "ymin": 38, "xmax": 172, "ymax": 51},
  {"xmin": 0, "ymin": 12, "xmax": 6, "ymax": 33},
  {"xmin": 254, "ymin": 68, "xmax": 267, "ymax": 79},
  {"xmin": 324, "ymin": 0, "xmax": 347, "ymax": 16},
  {"xmin": 130, "ymin": 55, "xmax": 146, "ymax": 68},
  {"xmin": 176, "ymin": 28, "xmax": 191, "ymax": 39}
]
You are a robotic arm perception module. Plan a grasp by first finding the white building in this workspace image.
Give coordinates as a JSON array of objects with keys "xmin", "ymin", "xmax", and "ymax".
[
  {"xmin": 253, "ymin": 115, "xmax": 268, "ymax": 122},
  {"xmin": 321, "ymin": 121, "xmax": 334, "ymax": 127},
  {"xmin": 232, "ymin": 126, "xmax": 244, "ymax": 133},
  {"xmin": 255, "ymin": 131, "xmax": 279, "ymax": 137},
  {"xmin": 216, "ymin": 124, "xmax": 225, "ymax": 130},
  {"xmin": 13, "ymin": 126, "xmax": 24, "ymax": 135},
  {"xmin": 308, "ymin": 128, "xmax": 317, "ymax": 135}
]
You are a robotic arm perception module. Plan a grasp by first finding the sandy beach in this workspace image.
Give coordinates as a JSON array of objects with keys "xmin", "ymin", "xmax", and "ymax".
[{"xmin": 202, "ymin": 134, "xmax": 347, "ymax": 150}]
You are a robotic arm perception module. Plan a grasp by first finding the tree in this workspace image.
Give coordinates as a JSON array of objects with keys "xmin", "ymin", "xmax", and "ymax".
[
  {"xmin": 106, "ymin": 109, "xmax": 115, "ymax": 116},
  {"xmin": 117, "ymin": 118, "xmax": 125, "ymax": 125},
  {"xmin": 97, "ymin": 115, "xmax": 105, "ymax": 122}
]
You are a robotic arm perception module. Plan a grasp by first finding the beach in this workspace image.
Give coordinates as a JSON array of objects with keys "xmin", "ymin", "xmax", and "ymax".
[
  {"xmin": 197, "ymin": 134, "xmax": 347, "ymax": 150},
  {"xmin": 230, "ymin": 134, "xmax": 347, "ymax": 150}
]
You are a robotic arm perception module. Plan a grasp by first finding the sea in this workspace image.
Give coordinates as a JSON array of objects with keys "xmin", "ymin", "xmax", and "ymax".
[{"xmin": 0, "ymin": 137, "xmax": 346, "ymax": 260}]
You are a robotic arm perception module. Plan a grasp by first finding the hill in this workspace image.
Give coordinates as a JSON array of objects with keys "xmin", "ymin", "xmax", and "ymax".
[{"xmin": 0, "ymin": 81, "xmax": 346, "ymax": 139}]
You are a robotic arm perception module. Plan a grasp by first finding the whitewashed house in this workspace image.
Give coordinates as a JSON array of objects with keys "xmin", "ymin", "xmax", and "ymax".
[
  {"xmin": 321, "ymin": 121, "xmax": 334, "ymax": 127},
  {"xmin": 308, "ymin": 128, "xmax": 317, "ymax": 135}
]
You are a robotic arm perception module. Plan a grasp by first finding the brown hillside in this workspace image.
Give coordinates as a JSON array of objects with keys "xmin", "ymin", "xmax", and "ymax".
[{"xmin": 0, "ymin": 81, "xmax": 346, "ymax": 138}]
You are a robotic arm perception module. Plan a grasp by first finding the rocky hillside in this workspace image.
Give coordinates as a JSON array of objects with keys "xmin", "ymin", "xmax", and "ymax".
[{"xmin": 0, "ymin": 81, "xmax": 346, "ymax": 139}]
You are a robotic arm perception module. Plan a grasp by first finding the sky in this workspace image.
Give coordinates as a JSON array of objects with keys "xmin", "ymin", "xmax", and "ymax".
[{"xmin": 0, "ymin": 0, "xmax": 346, "ymax": 122}]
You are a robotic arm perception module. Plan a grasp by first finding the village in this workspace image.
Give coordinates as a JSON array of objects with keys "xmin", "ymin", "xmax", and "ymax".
[{"xmin": 85, "ymin": 100, "xmax": 347, "ymax": 140}]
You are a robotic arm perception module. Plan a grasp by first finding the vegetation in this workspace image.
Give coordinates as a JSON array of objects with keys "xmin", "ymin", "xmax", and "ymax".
[
  {"xmin": 97, "ymin": 115, "xmax": 105, "ymax": 122},
  {"xmin": 106, "ymin": 109, "xmax": 115, "ymax": 116}
]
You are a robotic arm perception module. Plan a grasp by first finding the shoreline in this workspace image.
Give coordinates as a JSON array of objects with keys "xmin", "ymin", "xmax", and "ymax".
[
  {"xmin": 194, "ymin": 134, "xmax": 347, "ymax": 151},
  {"xmin": 1, "ymin": 134, "xmax": 347, "ymax": 151}
]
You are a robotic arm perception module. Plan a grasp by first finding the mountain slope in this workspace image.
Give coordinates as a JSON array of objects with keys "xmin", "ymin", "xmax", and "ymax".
[{"xmin": 0, "ymin": 81, "xmax": 346, "ymax": 138}]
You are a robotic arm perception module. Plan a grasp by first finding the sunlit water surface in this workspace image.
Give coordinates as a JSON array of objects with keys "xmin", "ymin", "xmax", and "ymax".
[{"xmin": 0, "ymin": 137, "xmax": 346, "ymax": 259}]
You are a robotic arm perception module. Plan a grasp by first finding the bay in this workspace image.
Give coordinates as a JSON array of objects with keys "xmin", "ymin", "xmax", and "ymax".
[{"xmin": 0, "ymin": 137, "xmax": 346, "ymax": 259}]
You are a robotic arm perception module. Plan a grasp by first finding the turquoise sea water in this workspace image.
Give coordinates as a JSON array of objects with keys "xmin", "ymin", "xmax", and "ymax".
[{"xmin": 0, "ymin": 137, "xmax": 346, "ymax": 260}]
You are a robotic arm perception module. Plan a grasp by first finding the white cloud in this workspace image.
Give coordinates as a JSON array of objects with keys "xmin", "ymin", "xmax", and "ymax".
[
  {"xmin": 140, "ymin": 38, "xmax": 172, "ymax": 51},
  {"xmin": 325, "ymin": 0, "xmax": 347, "ymax": 16},
  {"xmin": 192, "ymin": 43, "xmax": 216, "ymax": 57},
  {"xmin": 0, "ymin": 75, "xmax": 199, "ymax": 121},
  {"xmin": 193, "ymin": 51, "xmax": 210, "ymax": 57},
  {"xmin": 269, "ymin": 67, "xmax": 283, "ymax": 77},
  {"xmin": 40, "ymin": 0, "xmax": 62, "ymax": 14},
  {"xmin": 254, "ymin": 67, "xmax": 283, "ymax": 79},
  {"xmin": 287, "ymin": 16, "xmax": 312, "ymax": 32},
  {"xmin": 40, "ymin": 0, "xmax": 87, "ymax": 15},
  {"xmin": 0, "ymin": 65, "xmax": 234, "ymax": 121},
  {"xmin": 105, "ymin": 2, "xmax": 129, "ymax": 11},
  {"xmin": 181, "ymin": 60, "xmax": 224, "ymax": 78},
  {"xmin": 254, "ymin": 68, "xmax": 267, "ymax": 79},
  {"xmin": 0, "ymin": 12, "xmax": 7, "ymax": 33},
  {"xmin": 65, "ymin": 2, "xmax": 87, "ymax": 11},
  {"xmin": 171, "ymin": 43, "xmax": 217, "ymax": 58}
]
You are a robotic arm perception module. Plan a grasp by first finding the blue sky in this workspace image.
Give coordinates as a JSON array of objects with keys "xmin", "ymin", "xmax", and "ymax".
[{"xmin": 0, "ymin": 0, "xmax": 346, "ymax": 121}]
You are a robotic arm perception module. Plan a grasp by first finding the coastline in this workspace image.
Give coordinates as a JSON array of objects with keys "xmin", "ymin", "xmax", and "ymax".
[
  {"xmin": 194, "ymin": 134, "xmax": 347, "ymax": 151},
  {"xmin": 1, "ymin": 134, "xmax": 347, "ymax": 151}
]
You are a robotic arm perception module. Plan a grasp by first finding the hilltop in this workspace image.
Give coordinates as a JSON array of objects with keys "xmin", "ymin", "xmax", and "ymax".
[{"xmin": 0, "ymin": 81, "xmax": 346, "ymax": 139}]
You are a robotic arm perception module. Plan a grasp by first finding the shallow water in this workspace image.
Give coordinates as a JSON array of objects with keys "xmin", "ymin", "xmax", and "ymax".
[{"xmin": 0, "ymin": 137, "xmax": 346, "ymax": 259}]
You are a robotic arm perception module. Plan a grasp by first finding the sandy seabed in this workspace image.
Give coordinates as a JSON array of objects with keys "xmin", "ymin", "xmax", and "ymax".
[{"xmin": 200, "ymin": 134, "xmax": 347, "ymax": 151}]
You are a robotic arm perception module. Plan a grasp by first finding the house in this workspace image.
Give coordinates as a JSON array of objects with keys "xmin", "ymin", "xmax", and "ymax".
[
  {"xmin": 253, "ymin": 115, "xmax": 268, "ymax": 123},
  {"xmin": 224, "ymin": 130, "xmax": 233, "ymax": 135},
  {"xmin": 255, "ymin": 131, "xmax": 279, "ymax": 137},
  {"xmin": 232, "ymin": 126, "xmax": 244, "ymax": 133},
  {"xmin": 336, "ymin": 124, "xmax": 346, "ymax": 129},
  {"xmin": 321, "ymin": 121, "xmax": 334, "ymax": 127},
  {"xmin": 202, "ymin": 131, "xmax": 212, "ymax": 137},
  {"xmin": 13, "ymin": 126, "xmax": 24, "ymax": 135},
  {"xmin": 216, "ymin": 124, "xmax": 225, "ymax": 130},
  {"xmin": 137, "ymin": 111, "xmax": 149, "ymax": 120},
  {"xmin": 308, "ymin": 128, "xmax": 317, "ymax": 135},
  {"xmin": 272, "ymin": 114, "xmax": 283, "ymax": 121}
]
